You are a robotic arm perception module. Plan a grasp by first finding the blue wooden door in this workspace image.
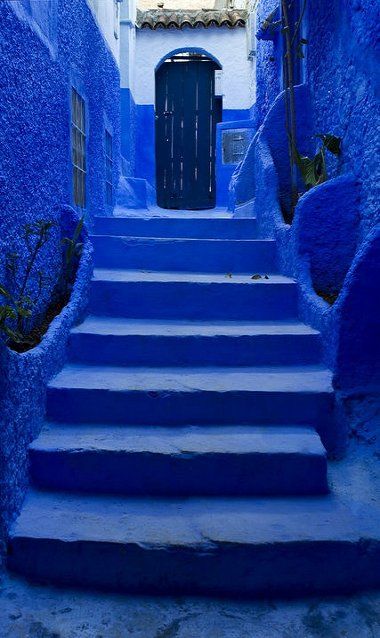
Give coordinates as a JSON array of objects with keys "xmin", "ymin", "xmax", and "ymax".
[{"xmin": 155, "ymin": 58, "xmax": 220, "ymax": 210}]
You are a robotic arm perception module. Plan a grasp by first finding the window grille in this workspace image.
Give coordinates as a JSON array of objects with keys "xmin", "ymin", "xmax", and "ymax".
[
  {"xmin": 71, "ymin": 88, "xmax": 86, "ymax": 208},
  {"xmin": 105, "ymin": 130, "xmax": 113, "ymax": 206}
]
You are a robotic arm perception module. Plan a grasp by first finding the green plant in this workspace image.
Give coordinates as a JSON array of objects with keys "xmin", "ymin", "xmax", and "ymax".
[
  {"xmin": 295, "ymin": 134, "xmax": 341, "ymax": 189},
  {"xmin": 280, "ymin": 0, "xmax": 309, "ymax": 206},
  {"xmin": 0, "ymin": 289, "xmax": 23, "ymax": 345},
  {"xmin": 0, "ymin": 216, "xmax": 85, "ymax": 351},
  {"xmin": 0, "ymin": 220, "xmax": 55, "ymax": 347},
  {"xmin": 62, "ymin": 217, "xmax": 84, "ymax": 288},
  {"xmin": 55, "ymin": 216, "xmax": 84, "ymax": 302}
]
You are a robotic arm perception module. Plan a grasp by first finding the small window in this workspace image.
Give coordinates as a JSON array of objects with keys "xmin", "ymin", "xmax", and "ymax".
[
  {"xmin": 105, "ymin": 130, "xmax": 113, "ymax": 206},
  {"xmin": 71, "ymin": 88, "xmax": 86, "ymax": 208}
]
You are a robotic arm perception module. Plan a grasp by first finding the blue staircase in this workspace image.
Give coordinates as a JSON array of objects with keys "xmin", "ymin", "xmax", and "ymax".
[{"xmin": 8, "ymin": 215, "xmax": 380, "ymax": 596}]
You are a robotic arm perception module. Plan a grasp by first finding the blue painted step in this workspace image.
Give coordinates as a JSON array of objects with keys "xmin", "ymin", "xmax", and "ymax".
[
  {"xmin": 46, "ymin": 365, "xmax": 334, "ymax": 436},
  {"xmin": 8, "ymin": 210, "xmax": 348, "ymax": 596},
  {"xmin": 90, "ymin": 271, "xmax": 298, "ymax": 320},
  {"xmin": 68, "ymin": 318, "xmax": 322, "ymax": 366},
  {"xmin": 9, "ymin": 490, "xmax": 380, "ymax": 596},
  {"xmin": 91, "ymin": 236, "xmax": 277, "ymax": 273},
  {"xmin": 93, "ymin": 216, "xmax": 258, "ymax": 239},
  {"xmin": 29, "ymin": 425, "xmax": 328, "ymax": 496}
]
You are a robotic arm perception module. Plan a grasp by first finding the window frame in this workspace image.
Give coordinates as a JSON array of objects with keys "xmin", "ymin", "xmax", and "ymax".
[{"xmin": 71, "ymin": 87, "xmax": 87, "ymax": 210}]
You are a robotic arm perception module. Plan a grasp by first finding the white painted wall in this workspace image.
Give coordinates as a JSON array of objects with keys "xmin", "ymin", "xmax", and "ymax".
[
  {"xmin": 87, "ymin": 0, "xmax": 122, "ymax": 63},
  {"xmin": 131, "ymin": 26, "xmax": 253, "ymax": 109},
  {"xmin": 120, "ymin": 0, "xmax": 137, "ymax": 89}
]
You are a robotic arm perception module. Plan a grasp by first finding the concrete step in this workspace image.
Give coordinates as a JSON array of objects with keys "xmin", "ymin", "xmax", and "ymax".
[
  {"xmin": 92, "ymin": 216, "xmax": 258, "ymax": 239},
  {"xmin": 9, "ymin": 490, "xmax": 380, "ymax": 596},
  {"xmin": 68, "ymin": 317, "xmax": 322, "ymax": 366},
  {"xmin": 234, "ymin": 199, "xmax": 255, "ymax": 218},
  {"xmin": 91, "ymin": 236, "xmax": 277, "ymax": 273},
  {"xmin": 46, "ymin": 365, "xmax": 334, "ymax": 440},
  {"xmin": 90, "ymin": 270, "xmax": 298, "ymax": 320},
  {"xmin": 29, "ymin": 425, "xmax": 328, "ymax": 496}
]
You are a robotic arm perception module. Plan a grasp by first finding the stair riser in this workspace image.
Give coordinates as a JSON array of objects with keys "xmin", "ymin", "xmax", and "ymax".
[
  {"xmin": 9, "ymin": 537, "xmax": 380, "ymax": 596},
  {"xmin": 29, "ymin": 449, "xmax": 328, "ymax": 496},
  {"xmin": 67, "ymin": 333, "xmax": 322, "ymax": 366},
  {"xmin": 46, "ymin": 387, "xmax": 333, "ymax": 429},
  {"xmin": 89, "ymin": 281, "xmax": 298, "ymax": 320},
  {"xmin": 93, "ymin": 218, "xmax": 258, "ymax": 239},
  {"xmin": 92, "ymin": 237, "xmax": 276, "ymax": 273}
]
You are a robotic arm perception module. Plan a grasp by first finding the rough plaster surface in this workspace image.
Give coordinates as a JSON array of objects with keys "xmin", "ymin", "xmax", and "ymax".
[
  {"xmin": 307, "ymin": 0, "xmax": 380, "ymax": 240},
  {"xmin": 0, "ymin": 236, "xmax": 93, "ymax": 553},
  {"xmin": 0, "ymin": 0, "xmax": 120, "ymax": 549},
  {"xmin": 0, "ymin": 0, "xmax": 120, "ymax": 232},
  {"xmin": 230, "ymin": 1, "xmax": 380, "ymax": 426}
]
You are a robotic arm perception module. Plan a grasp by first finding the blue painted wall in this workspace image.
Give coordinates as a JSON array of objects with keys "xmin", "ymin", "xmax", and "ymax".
[
  {"xmin": 230, "ymin": 0, "xmax": 380, "ymax": 441},
  {"xmin": 135, "ymin": 104, "xmax": 156, "ymax": 188},
  {"xmin": 249, "ymin": 0, "xmax": 379, "ymax": 235},
  {"xmin": 0, "ymin": 0, "xmax": 120, "ymax": 554},
  {"xmin": 120, "ymin": 87, "xmax": 136, "ymax": 176},
  {"xmin": 124, "ymin": 103, "xmax": 252, "ymax": 205},
  {"xmin": 306, "ymin": 0, "xmax": 380, "ymax": 240}
]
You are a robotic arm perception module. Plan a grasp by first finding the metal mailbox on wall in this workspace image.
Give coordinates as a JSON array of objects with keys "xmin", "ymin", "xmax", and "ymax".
[{"xmin": 222, "ymin": 128, "xmax": 254, "ymax": 165}]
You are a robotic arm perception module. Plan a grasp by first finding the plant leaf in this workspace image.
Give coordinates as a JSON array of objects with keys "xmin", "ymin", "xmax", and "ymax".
[
  {"xmin": 294, "ymin": 149, "xmax": 318, "ymax": 187},
  {"xmin": 316, "ymin": 134, "xmax": 341, "ymax": 156}
]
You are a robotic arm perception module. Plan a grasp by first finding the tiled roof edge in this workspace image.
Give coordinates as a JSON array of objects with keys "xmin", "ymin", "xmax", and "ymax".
[{"xmin": 136, "ymin": 9, "xmax": 247, "ymax": 30}]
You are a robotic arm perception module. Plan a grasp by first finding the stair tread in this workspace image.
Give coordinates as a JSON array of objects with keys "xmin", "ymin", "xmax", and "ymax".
[
  {"xmin": 49, "ymin": 365, "xmax": 333, "ymax": 393},
  {"xmin": 92, "ymin": 216, "xmax": 258, "ymax": 240},
  {"xmin": 96, "ymin": 211, "xmax": 236, "ymax": 220},
  {"xmin": 12, "ymin": 490, "xmax": 377, "ymax": 546},
  {"xmin": 72, "ymin": 316, "xmax": 320, "ymax": 337},
  {"xmin": 93, "ymin": 269, "xmax": 294, "ymax": 284},
  {"xmin": 91, "ymin": 235, "xmax": 271, "ymax": 244},
  {"xmin": 31, "ymin": 425, "xmax": 326, "ymax": 456}
]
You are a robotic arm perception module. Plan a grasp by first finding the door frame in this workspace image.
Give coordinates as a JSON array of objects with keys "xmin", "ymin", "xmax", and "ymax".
[{"xmin": 154, "ymin": 48, "xmax": 222, "ymax": 211}]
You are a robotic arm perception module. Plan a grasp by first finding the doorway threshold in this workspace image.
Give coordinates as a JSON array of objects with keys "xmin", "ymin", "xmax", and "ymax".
[{"xmin": 113, "ymin": 206, "xmax": 232, "ymax": 219}]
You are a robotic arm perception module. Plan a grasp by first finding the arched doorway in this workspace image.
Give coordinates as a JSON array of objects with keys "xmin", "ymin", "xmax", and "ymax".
[{"xmin": 155, "ymin": 52, "xmax": 222, "ymax": 210}]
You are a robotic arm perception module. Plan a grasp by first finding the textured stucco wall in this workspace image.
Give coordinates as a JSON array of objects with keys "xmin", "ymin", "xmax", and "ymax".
[
  {"xmin": 251, "ymin": 0, "xmax": 282, "ymax": 126},
  {"xmin": 229, "ymin": 0, "xmax": 380, "ymax": 441},
  {"xmin": 250, "ymin": 0, "xmax": 380, "ymax": 235},
  {"xmin": 0, "ymin": 233, "xmax": 93, "ymax": 557},
  {"xmin": 306, "ymin": 0, "xmax": 380, "ymax": 240},
  {"xmin": 0, "ymin": 0, "xmax": 120, "ymax": 552}
]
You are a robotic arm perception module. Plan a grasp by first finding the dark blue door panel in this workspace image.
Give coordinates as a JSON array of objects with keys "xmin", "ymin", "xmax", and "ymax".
[{"xmin": 156, "ymin": 59, "xmax": 219, "ymax": 210}]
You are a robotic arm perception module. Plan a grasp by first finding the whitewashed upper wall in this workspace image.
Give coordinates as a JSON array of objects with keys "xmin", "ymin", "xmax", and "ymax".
[
  {"xmin": 120, "ymin": 1, "xmax": 137, "ymax": 88},
  {"xmin": 87, "ymin": 0, "xmax": 121, "ymax": 63},
  {"xmin": 128, "ymin": 26, "xmax": 253, "ymax": 109}
]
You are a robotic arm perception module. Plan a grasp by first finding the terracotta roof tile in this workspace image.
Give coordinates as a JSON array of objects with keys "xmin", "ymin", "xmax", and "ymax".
[{"xmin": 137, "ymin": 8, "xmax": 247, "ymax": 30}]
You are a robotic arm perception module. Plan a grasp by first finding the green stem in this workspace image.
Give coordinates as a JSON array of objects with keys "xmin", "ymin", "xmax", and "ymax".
[
  {"xmin": 290, "ymin": 0, "xmax": 307, "ymax": 47},
  {"xmin": 281, "ymin": 0, "xmax": 299, "ymax": 209},
  {"xmin": 17, "ymin": 230, "xmax": 45, "ymax": 331}
]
